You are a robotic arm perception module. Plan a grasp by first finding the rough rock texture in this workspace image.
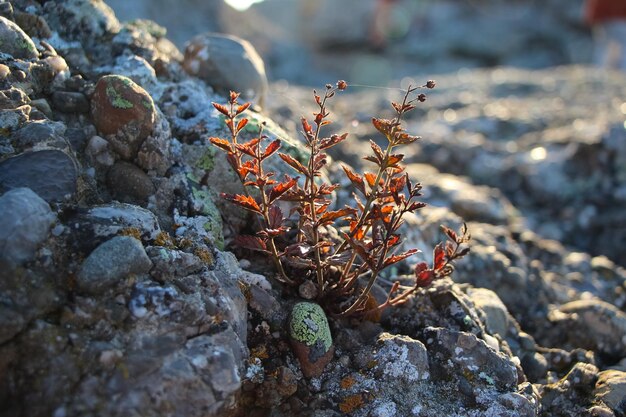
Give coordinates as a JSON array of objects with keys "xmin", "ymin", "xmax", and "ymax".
[
  {"xmin": 0, "ymin": 187, "xmax": 55, "ymax": 266},
  {"xmin": 1, "ymin": 1, "xmax": 626, "ymax": 416}
]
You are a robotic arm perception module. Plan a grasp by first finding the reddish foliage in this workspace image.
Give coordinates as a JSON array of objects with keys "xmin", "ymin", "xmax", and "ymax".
[{"xmin": 208, "ymin": 80, "xmax": 470, "ymax": 316}]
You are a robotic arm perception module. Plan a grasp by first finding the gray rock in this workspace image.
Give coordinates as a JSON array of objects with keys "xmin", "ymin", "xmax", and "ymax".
[
  {"xmin": 423, "ymin": 326, "xmax": 518, "ymax": 392},
  {"xmin": 594, "ymin": 370, "xmax": 626, "ymax": 417},
  {"xmin": 68, "ymin": 202, "xmax": 162, "ymax": 254},
  {"xmin": 0, "ymin": 16, "xmax": 38, "ymax": 59},
  {"xmin": 466, "ymin": 287, "xmax": 512, "ymax": 339},
  {"xmin": 42, "ymin": 0, "xmax": 120, "ymax": 43},
  {"xmin": 0, "ymin": 150, "xmax": 77, "ymax": 202},
  {"xmin": 0, "ymin": 105, "xmax": 30, "ymax": 133},
  {"xmin": 371, "ymin": 333, "xmax": 430, "ymax": 383},
  {"xmin": 76, "ymin": 236, "xmax": 152, "ymax": 294},
  {"xmin": 106, "ymin": 161, "xmax": 155, "ymax": 204},
  {"xmin": 51, "ymin": 91, "xmax": 89, "ymax": 113},
  {"xmin": 183, "ymin": 33, "xmax": 268, "ymax": 106},
  {"xmin": 0, "ymin": 188, "xmax": 55, "ymax": 266},
  {"xmin": 547, "ymin": 300, "xmax": 626, "ymax": 358},
  {"xmin": 11, "ymin": 120, "xmax": 67, "ymax": 150},
  {"xmin": 85, "ymin": 135, "xmax": 115, "ymax": 167},
  {"xmin": 0, "ymin": 87, "xmax": 30, "ymax": 110}
]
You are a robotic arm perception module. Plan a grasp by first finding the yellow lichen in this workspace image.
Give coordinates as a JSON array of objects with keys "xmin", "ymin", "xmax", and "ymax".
[
  {"xmin": 194, "ymin": 247, "xmax": 214, "ymax": 265},
  {"xmin": 251, "ymin": 345, "xmax": 269, "ymax": 360},
  {"xmin": 154, "ymin": 231, "xmax": 174, "ymax": 248},
  {"xmin": 119, "ymin": 227, "xmax": 142, "ymax": 241}
]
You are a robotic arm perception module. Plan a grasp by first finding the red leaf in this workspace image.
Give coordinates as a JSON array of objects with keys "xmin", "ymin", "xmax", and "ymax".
[
  {"xmin": 235, "ymin": 138, "xmax": 261, "ymax": 157},
  {"xmin": 433, "ymin": 243, "xmax": 446, "ymax": 270},
  {"xmin": 441, "ymin": 225, "xmax": 457, "ymax": 242},
  {"xmin": 236, "ymin": 118, "xmax": 249, "ymax": 132},
  {"xmin": 394, "ymin": 132, "xmax": 421, "ymax": 145},
  {"xmin": 212, "ymin": 102, "xmax": 230, "ymax": 116},
  {"xmin": 318, "ymin": 183, "xmax": 340, "ymax": 195},
  {"xmin": 268, "ymin": 176, "xmax": 298, "ymax": 203},
  {"xmin": 278, "ymin": 153, "xmax": 309, "ymax": 176},
  {"xmin": 342, "ymin": 164, "xmax": 365, "ymax": 196},
  {"xmin": 414, "ymin": 262, "xmax": 434, "ymax": 287},
  {"xmin": 234, "ymin": 235, "xmax": 269, "ymax": 253},
  {"xmin": 236, "ymin": 103, "xmax": 251, "ymax": 114},
  {"xmin": 221, "ymin": 193, "xmax": 262, "ymax": 214},
  {"xmin": 283, "ymin": 242, "xmax": 313, "ymax": 257},
  {"xmin": 318, "ymin": 207, "xmax": 357, "ymax": 226},
  {"xmin": 370, "ymin": 140, "xmax": 384, "ymax": 164},
  {"xmin": 386, "ymin": 154, "xmax": 404, "ymax": 168},
  {"xmin": 209, "ymin": 137, "xmax": 232, "ymax": 152},
  {"xmin": 383, "ymin": 249, "xmax": 419, "ymax": 268},
  {"xmin": 262, "ymin": 139, "xmax": 281, "ymax": 160},
  {"xmin": 229, "ymin": 91, "xmax": 240, "ymax": 103},
  {"xmin": 319, "ymin": 133, "xmax": 349, "ymax": 150},
  {"xmin": 364, "ymin": 172, "xmax": 379, "ymax": 188},
  {"xmin": 372, "ymin": 117, "xmax": 394, "ymax": 137},
  {"xmin": 313, "ymin": 153, "xmax": 327, "ymax": 173},
  {"xmin": 268, "ymin": 205, "xmax": 284, "ymax": 229}
]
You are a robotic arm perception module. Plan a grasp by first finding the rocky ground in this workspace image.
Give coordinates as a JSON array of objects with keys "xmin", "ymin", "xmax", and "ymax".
[{"xmin": 1, "ymin": 1, "xmax": 626, "ymax": 417}]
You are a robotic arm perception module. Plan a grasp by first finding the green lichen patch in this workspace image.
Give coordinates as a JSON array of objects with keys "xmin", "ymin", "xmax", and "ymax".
[
  {"xmin": 196, "ymin": 147, "xmax": 216, "ymax": 171},
  {"xmin": 290, "ymin": 302, "xmax": 332, "ymax": 350},
  {"xmin": 105, "ymin": 85, "xmax": 133, "ymax": 109}
]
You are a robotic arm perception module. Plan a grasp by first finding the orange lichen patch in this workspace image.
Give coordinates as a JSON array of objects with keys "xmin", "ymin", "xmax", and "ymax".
[
  {"xmin": 238, "ymin": 280, "xmax": 251, "ymax": 302},
  {"xmin": 339, "ymin": 393, "xmax": 365, "ymax": 414},
  {"xmin": 154, "ymin": 231, "xmax": 174, "ymax": 247},
  {"xmin": 251, "ymin": 345, "xmax": 269, "ymax": 360},
  {"xmin": 119, "ymin": 227, "xmax": 142, "ymax": 241},
  {"xmin": 194, "ymin": 247, "xmax": 214, "ymax": 265},
  {"xmin": 340, "ymin": 375, "xmax": 356, "ymax": 390}
]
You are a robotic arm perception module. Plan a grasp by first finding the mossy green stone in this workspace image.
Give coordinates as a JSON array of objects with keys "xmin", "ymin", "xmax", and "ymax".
[{"xmin": 290, "ymin": 302, "xmax": 332, "ymax": 350}]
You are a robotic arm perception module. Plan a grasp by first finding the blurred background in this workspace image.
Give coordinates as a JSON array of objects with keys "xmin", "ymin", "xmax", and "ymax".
[
  {"xmin": 105, "ymin": 0, "xmax": 626, "ymax": 266},
  {"xmin": 105, "ymin": 0, "xmax": 594, "ymax": 86}
]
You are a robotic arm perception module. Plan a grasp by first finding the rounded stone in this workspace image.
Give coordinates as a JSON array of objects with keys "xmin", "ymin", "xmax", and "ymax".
[
  {"xmin": 0, "ymin": 16, "xmax": 38, "ymax": 59},
  {"xmin": 0, "ymin": 150, "xmax": 78, "ymax": 202},
  {"xmin": 0, "ymin": 188, "xmax": 55, "ymax": 266},
  {"xmin": 90, "ymin": 75, "xmax": 156, "ymax": 159},
  {"xmin": 289, "ymin": 302, "xmax": 334, "ymax": 378},
  {"xmin": 183, "ymin": 33, "xmax": 268, "ymax": 106},
  {"xmin": 106, "ymin": 161, "xmax": 155, "ymax": 204},
  {"xmin": 76, "ymin": 236, "xmax": 152, "ymax": 294}
]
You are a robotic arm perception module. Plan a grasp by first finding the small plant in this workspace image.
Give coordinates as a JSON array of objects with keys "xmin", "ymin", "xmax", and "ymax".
[{"xmin": 209, "ymin": 81, "xmax": 469, "ymax": 317}]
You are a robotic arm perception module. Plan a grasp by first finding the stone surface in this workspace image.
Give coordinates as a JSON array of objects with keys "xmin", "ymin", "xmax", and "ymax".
[
  {"xmin": 0, "ymin": 188, "xmax": 55, "ymax": 266},
  {"xmin": 289, "ymin": 302, "xmax": 334, "ymax": 378},
  {"xmin": 106, "ymin": 161, "xmax": 155, "ymax": 204},
  {"xmin": 76, "ymin": 236, "xmax": 152, "ymax": 294},
  {"xmin": 546, "ymin": 300, "xmax": 626, "ymax": 359},
  {"xmin": 0, "ymin": 16, "xmax": 38, "ymax": 60},
  {"xmin": 183, "ymin": 33, "xmax": 268, "ymax": 106},
  {"xmin": 51, "ymin": 91, "xmax": 89, "ymax": 113},
  {"xmin": 91, "ymin": 74, "xmax": 157, "ymax": 159},
  {"xmin": 0, "ymin": 150, "xmax": 77, "ymax": 202},
  {"xmin": 594, "ymin": 370, "xmax": 626, "ymax": 416}
]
